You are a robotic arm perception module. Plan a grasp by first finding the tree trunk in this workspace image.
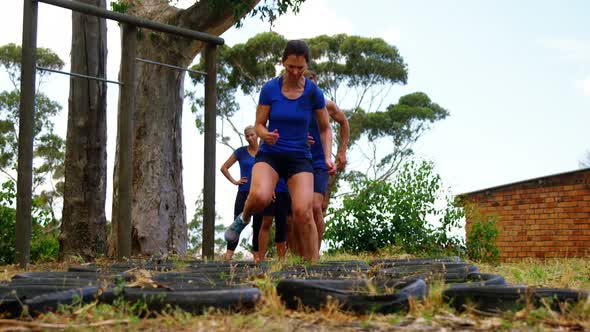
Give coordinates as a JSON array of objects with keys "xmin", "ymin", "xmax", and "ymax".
[
  {"xmin": 60, "ymin": 0, "xmax": 108, "ymax": 260},
  {"xmin": 108, "ymin": 0, "xmax": 260, "ymax": 256}
]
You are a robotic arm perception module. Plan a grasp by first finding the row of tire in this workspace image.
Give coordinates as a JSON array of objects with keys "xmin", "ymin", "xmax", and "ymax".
[{"xmin": 1, "ymin": 257, "xmax": 587, "ymax": 317}]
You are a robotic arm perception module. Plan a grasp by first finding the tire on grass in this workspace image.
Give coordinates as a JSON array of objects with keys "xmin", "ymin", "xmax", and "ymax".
[
  {"xmin": 24, "ymin": 286, "xmax": 102, "ymax": 316},
  {"xmin": 443, "ymin": 285, "xmax": 589, "ymax": 313},
  {"xmin": 118, "ymin": 287, "xmax": 261, "ymax": 314},
  {"xmin": 276, "ymin": 278, "xmax": 427, "ymax": 314}
]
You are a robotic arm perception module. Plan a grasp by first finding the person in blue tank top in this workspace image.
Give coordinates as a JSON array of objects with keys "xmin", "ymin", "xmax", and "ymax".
[
  {"xmin": 225, "ymin": 40, "xmax": 335, "ymax": 262},
  {"xmin": 304, "ymin": 70, "xmax": 350, "ymax": 258},
  {"xmin": 256, "ymin": 178, "xmax": 290, "ymax": 262},
  {"xmin": 220, "ymin": 126, "xmax": 263, "ymax": 261}
]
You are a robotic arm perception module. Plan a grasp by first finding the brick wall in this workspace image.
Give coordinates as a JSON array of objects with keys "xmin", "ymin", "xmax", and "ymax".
[{"xmin": 461, "ymin": 168, "xmax": 590, "ymax": 262}]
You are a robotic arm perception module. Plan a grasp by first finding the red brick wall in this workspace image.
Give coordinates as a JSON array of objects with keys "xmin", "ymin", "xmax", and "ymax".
[{"xmin": 462, "ymin": 169, "xmax": 590, "ymax": 262}]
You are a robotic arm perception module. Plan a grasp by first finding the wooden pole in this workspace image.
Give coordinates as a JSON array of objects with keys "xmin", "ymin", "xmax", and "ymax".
[
  {"xmin": 202, "ymin": 44, "xmax": 217, "ymax": 259},
  {"xmin": 117, "ymin": 24, "xmax": 137, "ymax": 260},
  {"xmin": 16, "ymin": 0, "xmax": 39, "ymax": 268}
]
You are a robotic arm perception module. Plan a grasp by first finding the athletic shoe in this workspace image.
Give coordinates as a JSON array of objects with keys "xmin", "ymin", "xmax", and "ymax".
[{"xmin": 224, "ymin": 213, "xmax": 250, "ymax": 243}]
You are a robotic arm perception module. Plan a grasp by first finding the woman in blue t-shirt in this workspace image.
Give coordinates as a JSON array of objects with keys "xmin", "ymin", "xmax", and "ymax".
[
  {"xmin": 220, "ymin": 125, "xmax": 263, "ymax": 260},
  {"xmin": 225, "ymin": 40, "xmax": 335, "ymax": 262}
]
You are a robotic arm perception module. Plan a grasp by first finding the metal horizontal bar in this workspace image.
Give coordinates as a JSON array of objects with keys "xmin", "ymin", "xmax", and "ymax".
[
  {"xmin": 36, "ymin": 66, "xmax": 123, "ymax": 85},
  {"xmin": 37, "ymin": 0, "xmax": 225, "ymax": 45},
  {"xmin": 135, "ymin": 58, "xmax": 207, "ymax": 76}
]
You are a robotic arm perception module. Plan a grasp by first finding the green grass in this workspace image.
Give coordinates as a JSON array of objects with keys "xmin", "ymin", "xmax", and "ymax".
[{"xmin": 476, "ymin": 257, "xmax": 590, "ymax": 290}]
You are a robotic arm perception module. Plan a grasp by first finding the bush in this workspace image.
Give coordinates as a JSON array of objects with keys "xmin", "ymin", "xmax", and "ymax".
[
  {"xmin": 324, "ymin": 160, "xmax": 464, "ymax": 255},
  {"xmin": 0, "ymin": 180, "xmax": 59, "ymax": 264},
  {"xmin": 465, "ymin": 207, "xmax": 500, "ymax": 264}
]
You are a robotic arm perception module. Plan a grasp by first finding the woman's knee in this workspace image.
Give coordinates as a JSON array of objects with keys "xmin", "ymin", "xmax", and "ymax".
[
  {"xmin": 292, "ymin": 205, "xmax": 312, "ymax": 224},
  {"xmin": 247, "ymin": 190, "xmax": 273, "ymax": 211}
]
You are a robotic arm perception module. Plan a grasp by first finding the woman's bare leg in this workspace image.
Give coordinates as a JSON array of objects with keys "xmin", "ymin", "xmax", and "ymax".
[
  {"xmin": 257, "ymin": 215, "xmax": 273, "ymax": 262},
  {"xmin": 276, "ymin": 242, "xmax": 287, "ymax": 260},
  {"xmin": 242, "ymin": 163, "xmax": 278, "ymax": 221},
  {"xmin": 288, "ymin": 172, "xmax": 317, "ymax": 262},
  {"xmin": 312, "ymin": 193, "xmax": 325, "ymax": 260}
]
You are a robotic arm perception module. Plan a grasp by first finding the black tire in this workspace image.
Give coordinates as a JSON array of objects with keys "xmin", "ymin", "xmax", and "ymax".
[
  {"xmin": 271, "ymin": 263, "xmax": 369, "ymax": 280},
  {"xmin": 70, "ymin": 261, "xmax": 268, "ymax": 274},
  {"xmin": 270, "ymin": 270, "xmax": 367, "ymax": 280},
  {"xmin": 445, "ymin": 273, "xmax": 506, "ymax": 287},
  {"xmin": 152, "ymin": 271, "xmax": 261, "ymax": 284},
  {"xmin": 443, "ymin": 285, "xmax": 589, "ymax": 313},
  {"xmin": 279, "ymin": 264, "xmax": 369, "ymax": 274},
  {"xmin": 0, "ymin": 285, "xmax": 97, "ymax": 301},
  {"xmin": 370, "ymin": 257, "xmax": 462, "ymax": 267},
  {"xmin": 378, "ymin": 263, "xmax": 477, "ymax": 278},
  {"xmin": 314, "ymin": 261, "xmax": 371, "ymax": 270},
  {"xmin": 8, "ymin": 278, "xmax": 102, "ymax": 287},
  {"xmin": 151, "ymin": 274, "xmax": 249, "ymax": 288},
  {"xmin": 0, "ymin": 287, "xmax": 22, "ymax": 318},
  {"xmin": 276, "ymin": 278, "xmax": 428, "ymax": 314},
  {"xmin": 118, "ymin": 287, "xmax": 261, "ymax": 313},
  {"xmin": 12, "ymin": 272, "xmax": 129, "ymax": 281},
  {"xmin": 24, "ymin": 287, "xmax": 101, "ymax": 316}
]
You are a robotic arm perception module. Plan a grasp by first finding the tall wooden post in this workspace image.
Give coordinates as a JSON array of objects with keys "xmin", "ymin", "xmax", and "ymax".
[
  {"xmin": 202, "ymin": 44, "xmax": 217, "ymax": 259},
  {"xmin": 117, "ymin": 24, "xmax": 137, "ymax": 260},
  {"xmin": 16, "ymin": 0, "xmax": 39, "ymax": 268}
]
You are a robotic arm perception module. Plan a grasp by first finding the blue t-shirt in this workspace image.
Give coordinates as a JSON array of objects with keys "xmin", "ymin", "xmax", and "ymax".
[
  {"xmin": 233, "ymin": 146, "xmax": 255, "ymax": 192},
  {"xmin": 258, "ymin": 77, "xmax": 326, "ymax": 158},
  {"xmin": 275, "ymin": 178, "xmax": 289, "ymax": 193},
  {"xmin": 309, "ymin": 112, "xmax": 327, "ymax": 170}
]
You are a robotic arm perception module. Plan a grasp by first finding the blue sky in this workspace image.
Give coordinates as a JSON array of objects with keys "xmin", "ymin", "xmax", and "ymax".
[{"xmin": 1, "ymin": 1, "xmax": 589, "ymax": 243}]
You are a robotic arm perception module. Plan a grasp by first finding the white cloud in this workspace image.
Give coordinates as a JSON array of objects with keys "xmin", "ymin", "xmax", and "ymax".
[
  {"xmin": 576, "ymin": 77, "xmax": 590, "ymax": 97},
  {"xmin": 540, "ymin": 38, "xmax": 590, "ymax": 63},
  {"xmin": 271, "ymin": 0, "xmax": 353, "ymax": 39},
  {"xmin": 380, "ymin": 27, "xmax": 402, "ymax": 44}
]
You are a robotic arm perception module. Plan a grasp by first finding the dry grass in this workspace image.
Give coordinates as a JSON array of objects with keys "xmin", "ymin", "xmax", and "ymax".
[
  {"xmin": 2, "ymin": 255, "xmax": 590, "ymax": 331},
  {"xmin": 475, "ymin": 257, "xmax": 590, "ymax": 290}
]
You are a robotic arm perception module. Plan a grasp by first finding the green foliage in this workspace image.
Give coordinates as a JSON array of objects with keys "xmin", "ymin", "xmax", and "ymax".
[
  {"xmin": 465, "ymin": 207, "xmax": 500, "ymax": 264},
  {"xmin": 211, "ymin": 0, "xmax": 305, "ymax": 28},
  {"xmin": 0, "ymin": 181, "xmax": 16, "ymax": 264},
  {"xmin": 307, "ymin": 34, "xmax": 407, "ymax": 105},
  {"xmin": 0, "ymin": 43, "xmax": 64, "ymax": 88},
  {"xmin": 345, "ymin": 93, "xmax": 449, "ymax": 180},
  {"xmin": 0, "ymin": 43, "xmax": 65, "ymax": 227},
  {"xmin": 188, "ymin": 192, "xmax": 226, "ymax": 256},
  {"xmin": 0, "ymin": 180, "xmax": 59, "ymax": 264},
  {"xmin": 109, "ymin": 0, "xmax": 129, "ymax": 14},
  {"xmin": 324, "ymin": 160, "xmax": 464, "ymax": 255},
  {"xmin": 361, "ymin": 92, "xmax": 448, "ymax": 141}
]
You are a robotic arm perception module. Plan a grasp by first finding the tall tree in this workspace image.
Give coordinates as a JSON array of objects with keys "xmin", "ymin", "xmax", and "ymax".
[
  {"xmin": 59, "ymin": 0, "xmax": 108, "ymax": 260},
  {"xmin": 108, "ymin": 0, "xmax": 304, "ymax": 256}
]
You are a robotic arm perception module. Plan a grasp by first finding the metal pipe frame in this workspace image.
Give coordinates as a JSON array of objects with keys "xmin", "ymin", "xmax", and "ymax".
[
  {"xmin": 117, "ymin": 24, "xmax": 137, "ymax": 260},
  {"xmin": 16, "ymin": 0, "xmax": 38, "ymax": 268},
  {"xmin": 38, "ymin": 0, "xmax": 224, "ymax": 45},
  {"xmin": 18, "ymin": 0, "xmax": 221, "ymax": 264},
  {"xmin": 202, "ymin": 44, "xmax": 217, "ymax": 259},
  {"xmin": 37, "ymin": 66, "xmax": 123, "ymax": 85},
  {"xmin": 135, "ymin": 58, "xmax": 207, "ymax": 76}
]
